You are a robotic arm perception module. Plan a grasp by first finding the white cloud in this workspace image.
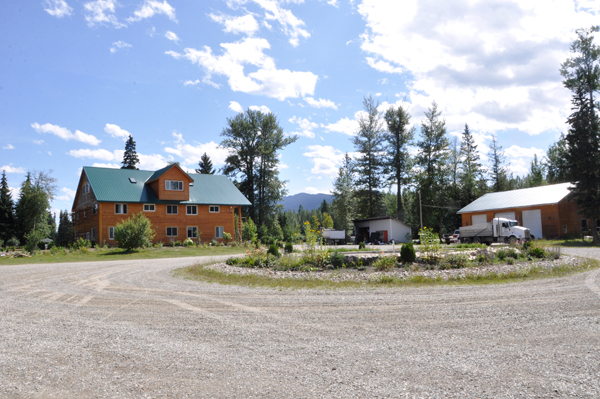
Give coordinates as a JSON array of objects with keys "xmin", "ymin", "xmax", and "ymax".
[
  {"xmin": 32, "ymin": 122, "xmax": 101, "ymax": 146},
  {"xmin": 183, "ymin": 79, "xmax": 200, "ymax": 86},
  {"xmin": 92, "ymin": 162, "xmax": 120, "ymax": 168},
  {"xmin": 165, "ymin": 31, "xmax": 180, "ymax": 42},
  {"xmin": 167, "ymin": 37, "xmax": 317, "ymax": 100},
  {"xmin": 249, "ymin": 105, "xmax": 271, "ymax": 113},
  {"xmin": 104, "ymin": 123, "xmax": 131, "ymax": 140},
  {"xmin": 128, "ymin": 0, "xmax": 177, "ymax": 23},
  {"xmin": 304, "ymin": 97, "xmax": 338, "ymax": 110},
  {"xmin": 3, "ymin": 144, "xmax": 14, "ymax": 150},
  {"xmin": 68, "ymin": 148, "xmax": 122, "ymax": 161},
  {"xmin": 357, "ymin": 0, "xmax": 598, "ymax": 136},
  {"xmin": 34, "ymin": 140, "xmax": 44, "ymax": 145},
  {"xmin": 138, "ymin": 153, "xmax": 169, "ymax": 170},
  {"xmin": 83, "ymin": 0, "xmax": 125, "ymax": 28},
  {"xmin": 229, "ymin": 101, "xmax": 244, "ymax": 113},
  {"xmin": 172, "ymin": 132, "xmax": 184, "ymax": 143},
  {"xmin": 324, "ymin": 116, "xmax": 359, "ymax": 136},
  {"xmin": 302, "ymin": 145, "xmax": 345, "ymax": 177},
  {"xmin": 164, "ymin": 135, "xmax": 229, "ymax": 167},
  {"xmin": 43, "ymin": 0, "xmax": 73, "ymax": 18},
  {"xmin": 56, "ymin": 187, "xmax": 76, "ymax": 202},
  {"xmin": 504, "ymin": 144, "xmax": 546, "ymax": 176},
  {"xmin": 0, "ymin": 165, "xmax": 26, "ymax": 174},
  {"xmin": 289, "ymin": 116, "xmax": 317, "ymax": 138},
  {"xmin": 209, "ymin": 13, "xmax": 260, "ymax": 36},
  {"xmin": 110, "ymin": 41, "xmax": 132, "ymax": 53}
]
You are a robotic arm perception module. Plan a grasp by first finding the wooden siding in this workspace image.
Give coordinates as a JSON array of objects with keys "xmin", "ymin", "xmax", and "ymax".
[
  {"xmin": 151, "ymin": 167, "xmax": 192, "ymax": 201},
  {"xmin": 74, "ymin": 202, "xmax": 238, "ymax": 246},
  {"xmin": 460, "ymin": 196, "xmax": 585, "ymax": 239}
]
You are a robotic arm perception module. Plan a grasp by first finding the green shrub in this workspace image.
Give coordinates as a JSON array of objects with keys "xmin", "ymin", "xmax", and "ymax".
[
  {"xmin": 226, "ymin": 257, "xmax": 240, "ymax": 265},
  {"xmin": 183, "ymin": 238, "xmax": 194, "ymax": 247},
  {"xmin": 442, "ymin": 253, "xmax": 469, "ymax": 269},
  {"xmin": 284, "ymin": 242, "xmax": 294, "ymax": 253},
  {"xmin": 25, "ymin": 229, "xmax": 46, "ymax": 253},
  {"xmin": 211, "ymin": 239, "xmax": 219, "ymax": 247},
  {"xmin": 329, "ymin": 252, "xmax": 345, "ymax": 268},
  {"xmin": 71, "ymin": 237, "xmax": 91, "ymax": 250},
  {"xmin": 475, "ymin": 248, "xmax": 494, "ymax": 264},
  {"xmin": 7, "ymin": 237, "xmax": 19, "ymax": 250},
  {"xmin": 170, "ymin": 241, "xmax": 176, "ymax": 248},
  {"xmin": 546, "ymin": 246, "xmax": 560, "ymax": 260},
  {"xmin": 222, "ymin": 232, "xmax": 232, "ymax": 245},
  {"xmin": 154, "ymin": 241, "xmax": 163, "ymax": 248},
  {"xmin": 528, "ymin": 246, "xmax": 546, "ymax": 258},
  {"xmin": 358, "ymin": 242, "xmax": 366, "ymax": 249},
  {"xmin": 114, "ymin": 212, "xmax": 155, "ymax": 251},
  {"xmin": 267, "ymin": 244, "xmax": 280, "ymax": 257},
  {"xmin": 400, "ymin": 242, "xmax": 416, "ymax": 263},
  {"xmin": 506, "ymin": 257, "xmax": 516, "ymax": 265},
  {"xmin": 373, "ymin": 256, "xmax": 397, "ymax": 271}
]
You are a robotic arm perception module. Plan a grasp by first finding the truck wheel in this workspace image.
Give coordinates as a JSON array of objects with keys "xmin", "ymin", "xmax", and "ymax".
[
  {"xmin": 473, "ymin": 237, "xmax": 481, "ymax": 244},
  {"xmin": 508, "ymin": 236, "xmax": 517, "ymax": 245},
  {"xmin": 463, "ymin": 238, "xmax": 471, "ymax": 244}
]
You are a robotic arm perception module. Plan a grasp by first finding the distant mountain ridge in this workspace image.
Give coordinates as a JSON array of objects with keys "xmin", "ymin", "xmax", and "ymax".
[{"xmin": 281, "ymin": 193, "xmax": 333, "ymax": 211}]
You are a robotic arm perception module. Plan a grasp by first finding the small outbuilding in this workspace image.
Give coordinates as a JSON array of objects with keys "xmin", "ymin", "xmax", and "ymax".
[
  {"xmin": 457, "ymin": 182, "xmax": 588, "ymax": 240},
  {"xmin": 353, "ymin": 216, "xmax": 412, "ymax": 244}
]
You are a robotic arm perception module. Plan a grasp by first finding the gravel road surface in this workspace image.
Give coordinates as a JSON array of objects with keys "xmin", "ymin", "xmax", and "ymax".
[{"xmin": 1, "ymin": 249, "xmax": 600, "ymax": 398}]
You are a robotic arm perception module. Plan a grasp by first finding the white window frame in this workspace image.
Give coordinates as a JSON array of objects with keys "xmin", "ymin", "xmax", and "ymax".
[
  {"xmin": 109, "ymin": 227, "xmax": 115, "ymax": 240},
  {"xmin": 166, "ymin": 205, "xmax": 178, "ymax": 214},
  {"xmin": 115, "ymin": 204, "xmax": 127, "ymax": 214},
  {"xmin": 209, "ymin": 205, "xmax": 220, "ymax": 213},
  {"xmin": 165, "ymin": 180, "xmax": 183, "ymax": 191},
  {"xmin": 186, "ymin": 205, "xmax": 197, "ymax": 215},
  {"xmin": 187, "ymin": 226, "xmax": 198, "ymax": 238},
  {"xmin": 92, "ymin": 204, "xmax": 97, "ymax": 215},
  {"xmin": 166, "ymin": 227, "xmax": 178, "ymax": 237},
  {"xmin": 215, "ymin": 226, "xmax": 224, "ymax": 239},
  {"xmin": 143, "ymin": 204, "xmax": 155, "ymax": 212}
]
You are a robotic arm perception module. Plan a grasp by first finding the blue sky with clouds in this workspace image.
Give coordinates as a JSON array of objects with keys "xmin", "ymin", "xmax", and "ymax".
[{"xmin": 1, "ymin": 0, "xmax": 599, "ymax": 215}]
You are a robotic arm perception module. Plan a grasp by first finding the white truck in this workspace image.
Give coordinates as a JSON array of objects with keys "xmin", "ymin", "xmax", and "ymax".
[
  {"xmin": 322, "ymin": 229, "xmax": 346, "ymax": 245},
  {"xmin": 459, "ymin": 218, "xmax": 531, "ymax": 245}
]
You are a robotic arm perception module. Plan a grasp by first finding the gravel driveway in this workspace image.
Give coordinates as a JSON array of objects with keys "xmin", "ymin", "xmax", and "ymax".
[{"xmin": 1, "ymin": 250, "xmax": 600, "ymax": 398}]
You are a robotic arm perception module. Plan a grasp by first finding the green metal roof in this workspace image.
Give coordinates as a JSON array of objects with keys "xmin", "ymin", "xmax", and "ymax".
[
  {"xmin": 82, "ymin": 166, "xmax": 251, "ymax": 206},
  {"xmin": 457, "ymin": 182, "xmax": 573, "ymax": 214}
]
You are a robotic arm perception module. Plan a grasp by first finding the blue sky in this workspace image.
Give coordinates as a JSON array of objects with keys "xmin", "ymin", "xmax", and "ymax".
[{"xmin": 1, "ymin": 0, "xmax": 599, "ymax": 216}]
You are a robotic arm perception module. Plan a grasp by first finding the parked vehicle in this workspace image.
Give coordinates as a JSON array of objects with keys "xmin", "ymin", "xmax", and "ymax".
[
  {"xmin": 322, "ymin": 229, "xmax": 346, "ymax": 245},
  {"xmin": 459, "ymin": 218, "xmax": 530, "ymax": 245},
  {"xmin": 443, "ymin": 229, "xmax": 460, "ymax": 245}
]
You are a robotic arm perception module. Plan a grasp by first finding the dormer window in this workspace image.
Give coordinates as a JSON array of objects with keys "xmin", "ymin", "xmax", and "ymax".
[
  {"xmin": 82, "ymin": 183, "xmax": 90, "ymax": 195},
  {"xmin": 165, "ymin": 180, "xmax": 183, "ymax": 191}
]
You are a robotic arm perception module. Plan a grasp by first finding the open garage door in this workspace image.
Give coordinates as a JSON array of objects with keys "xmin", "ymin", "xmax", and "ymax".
[
  {"xmin": 495, "ymin": 211, "xmax": 516, "ymax": 220},
  {"xmin": 522, "ymin": 209, "xmax": 542, "ymax": 240},
  {"xmin": 471, "ymin": 214, "xmax": 487, "ymax": 225}
]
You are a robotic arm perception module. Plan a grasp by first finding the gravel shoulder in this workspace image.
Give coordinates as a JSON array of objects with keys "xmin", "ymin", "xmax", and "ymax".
[{"xmin": 1, "ymin": 251, "xmax": 600, "ymax": 398}]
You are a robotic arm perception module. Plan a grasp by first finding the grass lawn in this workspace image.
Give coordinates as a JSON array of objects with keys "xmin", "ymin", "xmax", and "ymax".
[{"xmin": 0, "ymin": 246, "xmax": 247, "ymax": 266}]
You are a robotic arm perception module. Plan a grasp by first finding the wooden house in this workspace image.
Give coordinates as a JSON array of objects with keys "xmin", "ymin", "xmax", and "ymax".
[
  {"xmin": 457, "ymin": 183, "xmax": 589, "ymax": 239},
  {"xmin": 71, "ymin": 165, "xmax": 251, "ymax": 246}
]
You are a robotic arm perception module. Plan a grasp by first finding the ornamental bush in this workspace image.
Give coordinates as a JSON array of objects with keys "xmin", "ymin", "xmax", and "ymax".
[
  {"xmin": 114, "ymin": 212, "xmax": 155, "ymax": 251},
  {"xmin": 267, "ymin": 244, "xmax": 280, "ymax": 257},
  {"xmin": 284, "ymin": 242, "xmax": 293, "ymax": 253},
  {"xmin": 400, "ymin": 242, "xmax": 416, "ymax": 263}
]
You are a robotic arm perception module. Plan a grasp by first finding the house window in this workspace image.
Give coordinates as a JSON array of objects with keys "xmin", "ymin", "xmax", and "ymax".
[
  {"xmin": 115, "ymin": 204, "xmax": 127, "ymax": 214},
  {"xmin": 109, "ymin": 227, "xmax": 114, "ymax": 240},
  {"xmin": 209, "ymin": 205, "xmax": 220, "ymax": 213},
  {"xmin": 187, "ymin": 226, "xmax": 198, "ymax": 238},
  {"xmin": 186, "ymin": 205, "xmax": 197, "ymax": 215},
  {"xmin": 91, "ymin": 227, "xmax": 96, "ymax": 241},
  {"xmin": 92, "ymin": 204, "xmax": 97, "ymax": 215},
  {"xmin": 143, "ymin": 204, "xmax": 155, "ymax": 212},
  {"xmin": 166, "ymin": 227, "xmax": 178, "ymax": 237},
  {"xmin": 166, "ymin": 205, "xmax": 178, "ymax": 214},
  {"xmin": 82, "ymin": 183, "xmax": 90, "ymax": 195},
  {"xmin": 581, "ymin": 219, "xmax": 588, "ymax": 231},
  {"xmin": 165, "ymin": 180, "xmax": 183, "ymax": 191},
  {"xmin": 215, "ymin": 226, "xmax": 224, "ymax": 238}
]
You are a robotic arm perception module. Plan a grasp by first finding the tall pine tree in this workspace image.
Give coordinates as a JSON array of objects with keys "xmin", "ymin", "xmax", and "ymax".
[
  {"xmin": 560, "ymin": 26, "xmax": 600, "ymax": 243},
  {"xmin": 121, "ymin": 135, "xmax": 140, "ymax": 170},
  {"xmin": 488, "ymin": 135, "xmax": 508, "ymax": 192},
  {"xmin": 331, "ymin": 153, "xmax": 355, "ymax": 234},
  {"xmin": 459, "ymin": 124, "xmax": 484, "ymax": 205},
  {"xmin": 383, "ymin": 103, "xmax": 414, "ymax": 221},
  {"xmin": 196, "ymin": 153, "xmax": 215, "ymax": 174},
  {"xmin": 0, "ymin": 170, "xmax": 16, "ymax": 244},
  {"xmin": 544, "ymin": 133, "xmax": 569, "ymax": 184},
  {"xmin": 352, "ymin": 96, "xmax": 385, "ymax": 218}
]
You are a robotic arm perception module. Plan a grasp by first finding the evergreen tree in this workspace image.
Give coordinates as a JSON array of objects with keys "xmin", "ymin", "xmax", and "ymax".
[
  {"xmin": 488, "ymin": 135, "xmax": 508, "ymax": 192},
  {"xmin": 560, "ymin": 26, "xmax": 600, "ymax": 242},
  {"xmin": 415, "ymin": 102, "xmax": 451, "ymax": 233},
  {"xmin": 196, "ymin": 152, "xmax": 215, "ymax": 174},
  {"xmin": 352, "ymin": 96, "xmax": 385, "ymax": 218},
  {"xmin": 0, "ymin": 170, "xmax": 16, "ymax": 243},
  {"xmin": 15, "ymin": 171, "xmax": 56, "ymax": 244},
  {"xmin": 56, "ymin": 210, "xmax": 74, "ymax": 247},
  {"xmin": 526, "ymin": 154, "xmax": 545, "ymax": 187},
  {"xmin": 383, "ymin": 103, "xmax": 414, "ymax": 221},
  {"xmin": 459, "ymin": 124, "xmax": 484, "ymax": 205},
  {"xmin": 121, "ymin": 135, "xmax": 140, "ymax": 170},
  {"xmin": 331, "ymin": 153, "xmax": 355, "ymax": 234},
  {"xmin": 544, "ymin": 134, "xmax": 569, "ymax": 184}
]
